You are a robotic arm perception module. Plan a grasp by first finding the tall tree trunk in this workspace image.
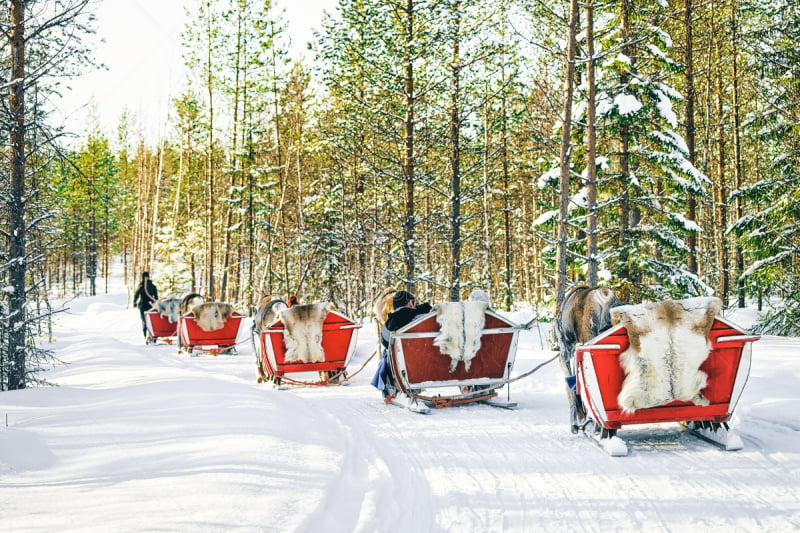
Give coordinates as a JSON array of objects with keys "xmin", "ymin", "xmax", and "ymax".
[
  {"xmin": 501, "ymin": 90, "xmax": 513, "ymax": 311},
  {"xmin": 205, "ymin": 0, "xmax": 216, "ymax": 300},
  {"xmin": 618, "ymin": 0, "xmax": 633, "ymax": 285},
  {"xmin": 585, "ymin": 0, "xmax": 598, "ymax": 286},
  {"xmin": 7, "ymin": 0, "xmax": 27, "ymax": 389},
  {"xmin": 222, "ymin": 5, "xmax": 245, "ymax": 302},
  {"xmin": 684, "ymin": 0, "xmax": 699, "ymax": 275},
  {"xmin": 150, "ymin": 143, "xmax": 165, "ymax": 272},
  {"xmin": 88, "ymin": 159, "xmax": 97, "ymax": 296},
  {"xmin": 402, "ymin": 0, "xmax": 417, "ymax": 293},
  {"xmin": 716, "ymin": 73, "xmax": 729, "ymax": 305},
  {"xmin": 731, "ymin": 2, "xmax": 745, "ymax": 307},
  {"xmin": 448, "ymin": 1, "xmax": 463, "ymax": 302},
  {"xmin": 556, "ymin": 0, "xmax": 579, "ymax": 310},
  {"xmin": 481, "ymin": 84, "xmax": 494, "ymax": 298}
]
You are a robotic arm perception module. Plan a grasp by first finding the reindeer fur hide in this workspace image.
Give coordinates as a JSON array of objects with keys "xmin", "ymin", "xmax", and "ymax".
[
  {"xmin": 193, "ymin": 302, "xmax": 235, "ymax": 332},
  {"xmin": 433, "ymin": 301, "xmax": 489, "ymax": 372},
  {"xmin": 612, "ymin": 297, "xmax": 721, "ymax": 414},
  {"xmin": 281, "ymin": 303, "xmax": 331, "ymax": 363},
  {"xmin": 156, "ymin": 297, "xmax": 182, "ymax": 323}
]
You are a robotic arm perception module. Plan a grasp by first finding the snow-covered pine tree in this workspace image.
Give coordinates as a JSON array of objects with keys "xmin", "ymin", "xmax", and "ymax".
[
  {"xmin": 538, "ymin": 0, "xmax": 712, "ymax": 303},
  {"xmin": 593, "ymin": 0, "xmax": 715, "ymax": 300},
  {"xmin": 730, "ymin": 0, "xmax": 800, "ymax": 335},
  {"xmin": 1, "ymin": 0, "xmax": 94, "ymax": 389},
  {"xmin": 321, "ymin": 0, "xmax": 451, "ymax": 296}
]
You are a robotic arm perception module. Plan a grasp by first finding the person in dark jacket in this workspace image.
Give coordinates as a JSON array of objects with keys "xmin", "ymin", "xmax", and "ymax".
[
  {"xmin": 133, "ymin": 271, "xmax": 159, "ymax": 340},
  {"xmin": 372, "ymin": 290, "xmax": 432, "ymax": 398},
  {"xmin": 384, "ymin": 290, "xmax": 432, "ymax": 334}
]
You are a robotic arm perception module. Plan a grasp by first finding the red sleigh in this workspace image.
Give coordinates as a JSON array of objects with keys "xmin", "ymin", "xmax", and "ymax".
[
  {"xmin": 387, "ymin": 309, "xmax": 520, "ymax": 413},
  {"xmin": 254, "ymin": 310, "xmax": 361, "ymax": 386},
  {"xmin": 178, "ymin": 312, "xmax": 247, "ymax": 356},
  {"xmin": 144, "ymin": 309, "xmax": 178, "ymax": 345},
  {"xmin": 576, "ymin": 316, "xmax": 759, "ymax": 455}
]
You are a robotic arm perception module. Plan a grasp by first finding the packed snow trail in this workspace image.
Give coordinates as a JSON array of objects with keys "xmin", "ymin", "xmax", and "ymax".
[{"xmin": 1, "ymin": 289, "xmax": 798, "ymax": 532}]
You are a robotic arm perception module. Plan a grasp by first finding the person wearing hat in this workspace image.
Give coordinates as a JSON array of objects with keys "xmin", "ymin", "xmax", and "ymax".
[
  {"xmin": 133, "ymin": 271, "xmax": 159, "ymax": 340},
  {"xmin": 384, "ymin": 290, "xmax": 432, "ymax": 334}
]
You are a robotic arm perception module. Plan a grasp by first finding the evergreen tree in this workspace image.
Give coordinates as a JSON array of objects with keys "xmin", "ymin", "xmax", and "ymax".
[
  {"xmin": 732, "ymin": 0, "xmax": 800, "ymax": 334},
  {"xmin": 1, "ymin": 0, "xmax": 94, "ymax": 390}
]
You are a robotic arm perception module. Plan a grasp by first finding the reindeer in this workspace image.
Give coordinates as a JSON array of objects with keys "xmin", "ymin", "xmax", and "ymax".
[{"xmin": 555, "ymin": 286, "xmax": 622, "ymax": 433}]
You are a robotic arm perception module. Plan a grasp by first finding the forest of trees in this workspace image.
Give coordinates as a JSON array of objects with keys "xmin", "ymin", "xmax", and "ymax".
[{"xmin": 1, "ymin": 0, "xmax": 798, "ymax": 389}]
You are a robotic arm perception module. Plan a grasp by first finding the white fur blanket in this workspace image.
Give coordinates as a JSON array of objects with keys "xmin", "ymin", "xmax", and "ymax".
[
  {"xmin": 433, "ymin": 301, "xmax": 489, "ymax": 373},
  {"xmin": 280, "ymin": 303, "xmax": 330, "ymax": 363},
  {"xmin": 193, "ymin": 302, "xmax": 234, "ymax": 332},
  {"xmin": 612, "ymin": 297, "xmax": 721, "ymax": 414}
]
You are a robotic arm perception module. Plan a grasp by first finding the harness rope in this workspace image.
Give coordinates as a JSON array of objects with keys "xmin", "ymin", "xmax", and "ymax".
[
  {"xmin": 262, "ymin": 349, "xmax": 378, "ymax": 388},
  {"xmin": 397, "ymin": 352, "xmax": 560, "ymax": 405}
]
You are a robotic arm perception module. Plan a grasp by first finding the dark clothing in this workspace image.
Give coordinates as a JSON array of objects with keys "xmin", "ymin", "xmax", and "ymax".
[
  {"xmin": 133, "ymin": 279, "xmax": 159, "ymax": 338},
  {"xmin": 384, "ymin": 303, "xmax": 432, "ymax": 333},
  {"xmin": 373, "ymin": 302, "xmax": 433, "ymax": 397},
  {"xmin": 134, "ymin": 279, "xmax": 159, "ymax": 310}
]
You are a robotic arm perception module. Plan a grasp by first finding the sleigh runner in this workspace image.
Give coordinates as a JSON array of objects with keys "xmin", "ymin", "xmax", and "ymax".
[
  {"xmin": 255, "ymin": 305, "xmax": 361, "ymax": 387},
  {"xmin": 178, "ymin": 310, "xmax": 246, "ymax": 356},
  {"xmin": 385, "ymin": 304, "xmax": 520, "ymax": 413},
  {"xmin": 574, "ymin": 297, "xmax": 758, "ymax": 456},
  {"xmin": 144, "ymin": 309, "xmax": 178, "ymax": 345}
]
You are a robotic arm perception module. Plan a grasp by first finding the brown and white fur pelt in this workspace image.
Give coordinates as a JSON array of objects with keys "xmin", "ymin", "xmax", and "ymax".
[
  {"xmin": 155, "ymin": 297, "xmax": 182, "ymax": 323},
  {"xmin": 613, "ymin": 296, "xmax": 721, "ymax": 414},
  {"xmin": 192, "ymin": 302, "xmax": 235, "ymax": 332},
  {"xmin": 372, "ymin": 288, "xmax": 397, "ymax": 335},
  {"xmin": 252, "ymin": 296, "xmax": 288, "ymax": 333},
  {"xmin": 280, "ymin": 302, "xmax": 331, "ymax": 363},
  {"xmin": 180, "ymin": 293, "xmax": 205, "ymax": 315},
  {"xmin": 433, "ymin": 301, "xmax": 489, "ymax": 373}
]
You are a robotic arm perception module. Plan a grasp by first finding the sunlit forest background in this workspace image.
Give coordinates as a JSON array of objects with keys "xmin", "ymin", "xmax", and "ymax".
[{"xmin": 2, "ymin": 0, "xmax": 798, "ymax": 388}]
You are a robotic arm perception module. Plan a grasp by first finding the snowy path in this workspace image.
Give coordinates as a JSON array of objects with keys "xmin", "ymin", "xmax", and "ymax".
[{"xmin": 1, "ymin": 291, "xmax": 799, "ymax": 532}]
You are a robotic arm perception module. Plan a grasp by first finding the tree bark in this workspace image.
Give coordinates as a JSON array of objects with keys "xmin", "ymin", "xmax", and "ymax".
[
  {"xmin": 402, "ymin": 0, "xmax": 417, "ymax": 293},
  {"xmin": 556, "ymin": 0, "xmax": 579, "ymax": 310},
  {"xmin": 618, "ymin": 0, "xmax": 633, "ymax": 284},
  {"xmin": 448, "ymin": 1, "xmax": 463, "ymax": 302},
  {"xmin": 7, "ymin": 0, "xmax": 27, "ymax": 389},
  {"xmin": 585, "ymin": 0, "xmax": 598, "ymax": 286},
  {"xmin": 685, "ymin": 0, "xmax": 699, "ymax": 275},
  {"xmin": 205, "ymin": 0, "xmax": 216, "ymax": 300},
  {"xmin": 716, "ymin": 73, "xmax": 729, "ymax": 305},
  {"xmin": 730, "ymin": 3, "xmax": 745, "ymax": 307}
]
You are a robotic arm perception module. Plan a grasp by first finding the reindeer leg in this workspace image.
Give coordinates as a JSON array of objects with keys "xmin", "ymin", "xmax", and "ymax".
[{"xmin": 559, "ymin": 348, "xmax": 586, "ymax": 434}]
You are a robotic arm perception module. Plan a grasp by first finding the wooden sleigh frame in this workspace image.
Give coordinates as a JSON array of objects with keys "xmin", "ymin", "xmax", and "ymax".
[
  {"xmin": 387, "ymin": 309, "xmax": 520, "ymax": 413},
  {"xmin": 144, "ymin": 309, "xmax": 178, "ymax": 345},
  {"xmin": 255, "ymin": 310, "xmax": 361, "ymax": 387},
  {"xmin": 178, "ymin": 312, "xmax": 247, "ymax": 356},
  {"xmin": 575, "ymin": 316, "xmax": 759, "ymax": 456}
]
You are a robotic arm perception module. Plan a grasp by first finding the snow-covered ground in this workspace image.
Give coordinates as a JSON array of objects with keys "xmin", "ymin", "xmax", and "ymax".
[{"xmin": 1, "ymin": 274, "xmax": 799, "ymax": 532}]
